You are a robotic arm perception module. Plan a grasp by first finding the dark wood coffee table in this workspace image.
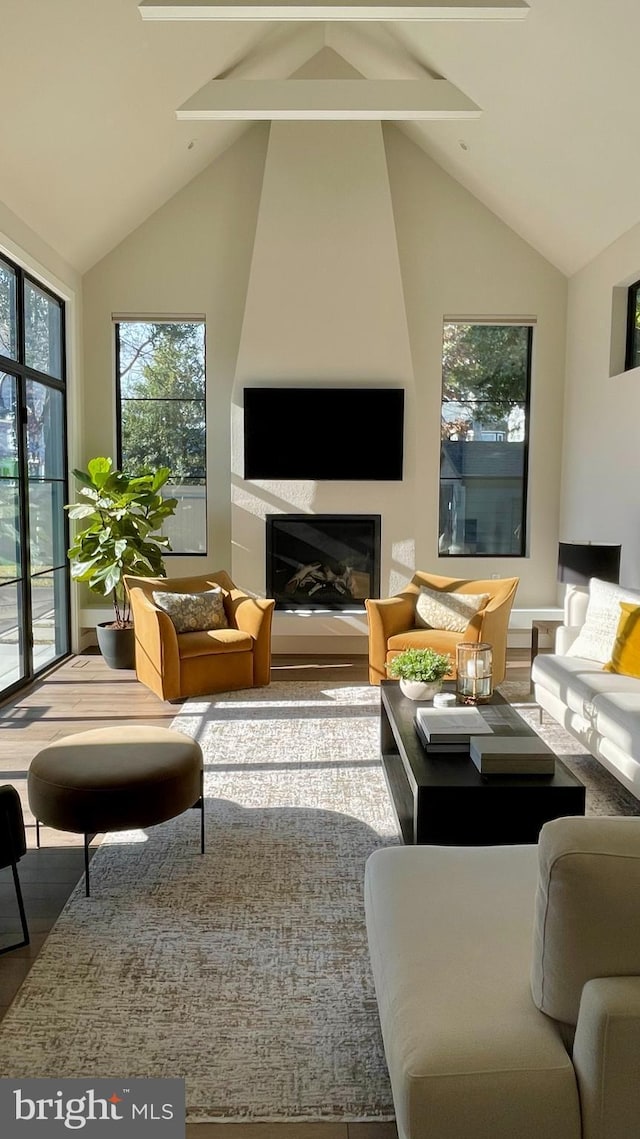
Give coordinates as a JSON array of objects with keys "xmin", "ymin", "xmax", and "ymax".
[{"xmin": 380, "ymin": 681, "xmax": 585, "ymax": 846}]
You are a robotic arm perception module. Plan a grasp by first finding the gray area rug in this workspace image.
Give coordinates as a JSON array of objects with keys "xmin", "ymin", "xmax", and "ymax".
[
  {"xmin": 0, "ymin": 682, "xmax": 399, "ymax": 1122},
  {"xmin": 0, "ymin": 680, "xmax": 637, "ymax": 1121}
]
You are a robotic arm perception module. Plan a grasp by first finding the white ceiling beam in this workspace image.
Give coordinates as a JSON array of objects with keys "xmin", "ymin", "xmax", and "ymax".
[
  {"xmin": 140, "ymin": 1, "xmax": 529, "ymax": 23},
  {"xmin": 176, "ymin": 78, "xmax": 481, "ymax": 119}
]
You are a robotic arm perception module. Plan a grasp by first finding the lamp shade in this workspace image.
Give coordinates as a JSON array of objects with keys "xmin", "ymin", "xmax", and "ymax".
[{"xmin": 557, "ymin": 542, "xmax": 621, "ymax": 586}]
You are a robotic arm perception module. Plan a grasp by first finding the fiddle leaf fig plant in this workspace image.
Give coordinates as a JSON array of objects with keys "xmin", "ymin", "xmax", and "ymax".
[{"xmin": 65, "ymin": 457, "xmax": 178, "ymax": 627}]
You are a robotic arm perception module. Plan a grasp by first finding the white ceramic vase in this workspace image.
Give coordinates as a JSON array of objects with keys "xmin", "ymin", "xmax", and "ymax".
[{"xmin": 399, "ymin": 678, "xmax": 443, "ymax": 702}]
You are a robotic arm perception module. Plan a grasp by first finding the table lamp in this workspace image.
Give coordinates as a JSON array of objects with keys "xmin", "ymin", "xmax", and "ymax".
[{"xmin": 557, "ymin": 541, "xmax": 621, "ymax": 624}]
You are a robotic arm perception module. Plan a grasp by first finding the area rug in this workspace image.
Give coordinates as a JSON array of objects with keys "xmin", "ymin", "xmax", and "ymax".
[
  {"xmin": 0, "ymin": 680, "xmax": 637, "ymax": 1122},
  {"xmin": 0, "ymin": 682, "xmax": 399, "ymax": 1123}
]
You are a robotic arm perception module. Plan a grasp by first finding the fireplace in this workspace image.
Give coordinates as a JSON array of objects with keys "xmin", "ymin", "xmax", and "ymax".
[{"xmin": 266, "ymin": 514, "xmax": 381, "ymax": 611}]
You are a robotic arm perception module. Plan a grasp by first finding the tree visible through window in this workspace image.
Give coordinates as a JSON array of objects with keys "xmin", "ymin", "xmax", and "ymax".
[
  {"xmin": 439, "ymin": 322, "xmax": 532, "ymax": 557},
  {"xmin": 116, "ymin": 320, "xmax": 206, "ymax": 555}
]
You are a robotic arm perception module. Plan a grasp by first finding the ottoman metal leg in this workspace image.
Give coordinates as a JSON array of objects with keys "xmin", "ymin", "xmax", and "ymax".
[
  {"xmin": 0, "ymin": 861, "xmax": 29, "ymax": 956},
  {"xmin": 199, "ymin": 769, "xmax": 203, "ymax": 851},
  {"xmin": 84, "ymin": 834, "xmax": 91, "ymax": 897},
  {"xmin": 194, "ymin": 768, "xmax": 205, "ymax": 855}
]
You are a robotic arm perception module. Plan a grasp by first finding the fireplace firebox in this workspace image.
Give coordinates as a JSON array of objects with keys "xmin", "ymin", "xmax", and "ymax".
[{"xmin": 266, "ymin": 514, "xmax": 381, "ymax": 611}]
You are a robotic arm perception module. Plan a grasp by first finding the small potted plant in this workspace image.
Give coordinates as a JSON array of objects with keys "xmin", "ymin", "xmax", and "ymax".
[
  {"xmin": 65, "ymin": 457, "xmax": 177, "ymax": 669},
  {"xmin": 387, "ymin": 647, "xmax": 453, "ymax": 701}
]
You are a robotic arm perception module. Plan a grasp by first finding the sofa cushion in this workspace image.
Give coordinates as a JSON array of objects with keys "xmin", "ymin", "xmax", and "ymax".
[
  {"xmin": 566, "ymin": 578, "xmax": 640, "ymax": 664},
  {"xmin": 604, "ymin": 602, "xmax": 640, "ymax": 679},
  {"xmin": 531, "ymin": 817, "xmax": 640, "ymax": 1027},
  {"xmin": 531, "ymin": 653, "xmax": 640, "ymax": 724},
  {"xmin": 591, "ymin": 690, "xmax": 640, "ymax": 759},
  {"xmin": 414, "ymin": 586, "xmax": 489, "ymax": 632},
  {"xmin": 152, "ymin": 588, "xmax": 229, "ymax": 634},
  {"xmin": 365, "ymin": 845, "xmax": 580, "ymax": 1139}
]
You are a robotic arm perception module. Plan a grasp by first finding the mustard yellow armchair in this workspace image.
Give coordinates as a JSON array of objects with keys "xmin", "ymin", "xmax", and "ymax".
[
  {"xmin": 365, "ymin": 572, "xmax": 519, "ymax": 687},
  {"xmin": 124, "ymin": 571, "xmax": 275, "ymax": 702}
]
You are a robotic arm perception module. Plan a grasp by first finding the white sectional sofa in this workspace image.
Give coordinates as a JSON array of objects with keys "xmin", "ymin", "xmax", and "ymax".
[
  {"xmin": 532, "ymin": 578, "xmax": 640, "ymax": 802},
  {"xmin": 365, "ymin": 817, "xmax": 640, "ymax": 1139}
]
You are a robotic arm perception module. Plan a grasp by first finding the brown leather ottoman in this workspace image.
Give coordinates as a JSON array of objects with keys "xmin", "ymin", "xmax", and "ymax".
[{"xmin": 28, "ymin": 726, "xmax": 204, "ymax": 896}]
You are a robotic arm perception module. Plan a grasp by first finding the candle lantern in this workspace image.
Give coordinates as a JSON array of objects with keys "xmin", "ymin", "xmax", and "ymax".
[{"xmin": 456, "ymin": 642, "xmax": 493, "ymax": 704}]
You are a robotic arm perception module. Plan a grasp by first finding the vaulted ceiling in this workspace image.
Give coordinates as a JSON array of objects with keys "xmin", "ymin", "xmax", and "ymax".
[{"xmin": 1, "ymin": 0, "xmax": 638, "ymax": 276}]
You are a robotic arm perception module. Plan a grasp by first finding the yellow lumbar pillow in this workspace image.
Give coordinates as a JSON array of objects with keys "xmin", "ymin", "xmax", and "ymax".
[{"xmin": 604, "ymin": 603, "xmax": 640, "ymax": 677}]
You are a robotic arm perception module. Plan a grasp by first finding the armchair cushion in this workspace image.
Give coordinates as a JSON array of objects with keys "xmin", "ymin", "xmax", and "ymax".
[
  {"xmin": 415, "ymin": 585, "xmax": 489, "ymax": 632},
  {"xmin": 152, "ymin": 587, "xmax": 229, "ymax": 633},
  {"xmin": 387, "ymin": 628, "xmax": 462, "ymax": 660},
  {"xmin": 178, "ymin": 628, "xmax": 252, "ymax": 659}
]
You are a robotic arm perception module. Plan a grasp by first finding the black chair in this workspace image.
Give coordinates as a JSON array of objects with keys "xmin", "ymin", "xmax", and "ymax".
[{"xmin": 0, "ymin": 785, "xmax": 29, "ymax": 955}]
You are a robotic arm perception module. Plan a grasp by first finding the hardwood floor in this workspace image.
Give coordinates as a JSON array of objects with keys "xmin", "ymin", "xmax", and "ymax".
[{"xmin": 0, "ymin": 648, "xmax": 528, "ymax": 1138}]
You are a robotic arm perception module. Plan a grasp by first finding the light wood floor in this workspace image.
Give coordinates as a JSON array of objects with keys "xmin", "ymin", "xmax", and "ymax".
[{"xmin": 0, "ymin": 648, "xmax": 529, "ymax": 1139}]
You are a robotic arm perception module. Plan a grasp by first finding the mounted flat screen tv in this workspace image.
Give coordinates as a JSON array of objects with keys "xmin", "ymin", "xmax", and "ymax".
[{"xmin": 243, "ymin": 387, "xmax": 404, "ymax": 480}]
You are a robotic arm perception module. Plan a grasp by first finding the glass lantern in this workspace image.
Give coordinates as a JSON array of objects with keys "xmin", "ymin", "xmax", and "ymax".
[{"xmin": 456, "ymin": 642, "xmax": 493, "ymax": 704}]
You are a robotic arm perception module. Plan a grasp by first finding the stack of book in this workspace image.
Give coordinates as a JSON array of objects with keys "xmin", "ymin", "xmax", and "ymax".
[
  {"xmin": 469, "ymin": 736, "xmax": 555, "ymax": 775},
  {"xmin": 415, "ymin": 706, "xmax": 494, "ymax": 754}
]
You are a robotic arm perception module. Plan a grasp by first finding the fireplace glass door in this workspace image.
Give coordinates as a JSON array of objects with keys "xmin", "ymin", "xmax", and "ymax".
[{"xmin": 266, "ymin": 514, "xmax": 381, "ymax": 611}]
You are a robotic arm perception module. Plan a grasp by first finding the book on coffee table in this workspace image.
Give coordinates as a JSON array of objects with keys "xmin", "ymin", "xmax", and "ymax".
[
  {"xmin": 415, "ymin": 706, "xmax": 494, "ymax": 752},
  {"xmin": 469, "ymin": 735, "xmax": 555, "ymax": 775}
]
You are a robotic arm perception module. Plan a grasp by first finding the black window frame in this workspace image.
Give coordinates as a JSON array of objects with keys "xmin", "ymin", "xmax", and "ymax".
[
  {"xmin": 0, "ymin": 251, "xmax": 70, "ymax": 697},
  {"xmin": 114, "ymin": 318, "xmax": 207, "ymax": 557},
  {"xmin": 439, "ymin": 321, "xmax": 533, "ymax": 559},
  {"xmin": 625, "ymin": 278, "xmax": 640, "ymax": 371}
]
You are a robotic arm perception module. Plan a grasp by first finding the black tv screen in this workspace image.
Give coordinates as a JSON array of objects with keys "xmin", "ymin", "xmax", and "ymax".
[{"xmin": 243, "ymin": 387, "xmax": 404, "ymax": 480}]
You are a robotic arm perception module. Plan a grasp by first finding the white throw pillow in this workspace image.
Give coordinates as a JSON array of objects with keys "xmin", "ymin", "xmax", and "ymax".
[
  {"xmin": 414, "ymin": 586, "xmax": 489, "ymax": 633},
  {"xmin": 152, "ymin": 587, "xmax": 229, "ymax": 634},
  {"xmin": 566, "ymin": 578, "xmax": 640, "ymax": 664}
]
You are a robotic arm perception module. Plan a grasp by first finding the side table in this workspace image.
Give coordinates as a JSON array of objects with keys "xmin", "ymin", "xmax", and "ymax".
[{"xmin": 530, "ymin": 619, "xmax": 563, "ymax": 693}]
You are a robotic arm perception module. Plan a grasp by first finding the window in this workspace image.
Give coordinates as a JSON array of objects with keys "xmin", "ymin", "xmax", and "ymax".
[
  {"xmin": 115, "ymin": 320, "xmax": 206, "ymax": 555},
  {"xmin": 439, "ymin": 322, "xmax": 532, "ymax": 557},
  {"xmin": 625, "ymin": 279, "xmax": 640, "ymax": 371},
  {"xmin": 0, "ymin": 254, "xmax": 69, "ymax": 697}
]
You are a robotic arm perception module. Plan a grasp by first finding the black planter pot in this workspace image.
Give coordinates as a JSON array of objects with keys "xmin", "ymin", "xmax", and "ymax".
[{"xmin": 96, "ymin": 623, "xmax": 136, "ymax": 670}]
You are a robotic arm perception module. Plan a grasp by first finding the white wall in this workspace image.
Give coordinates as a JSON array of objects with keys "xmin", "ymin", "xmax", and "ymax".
[
  {"xmin": 80, "ymin": 119, "xmax": 568, "ymax": 651},
  {"xmin": 562, "ymin": 223, "xmax": 640, "ymax": 588}
]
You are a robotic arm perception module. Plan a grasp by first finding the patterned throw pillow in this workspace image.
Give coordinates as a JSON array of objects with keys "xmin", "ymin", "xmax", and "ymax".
[
  {"xmin": 414, "ymin": 586, "xmax": 490, "ymax": 633},
  {"xmin": 566, "ymin": 578, "xmax": 640, "ymax": 664},
  {"xmin": 152, "ymin": 588, "xmax": 229, "ymax": 634}
]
